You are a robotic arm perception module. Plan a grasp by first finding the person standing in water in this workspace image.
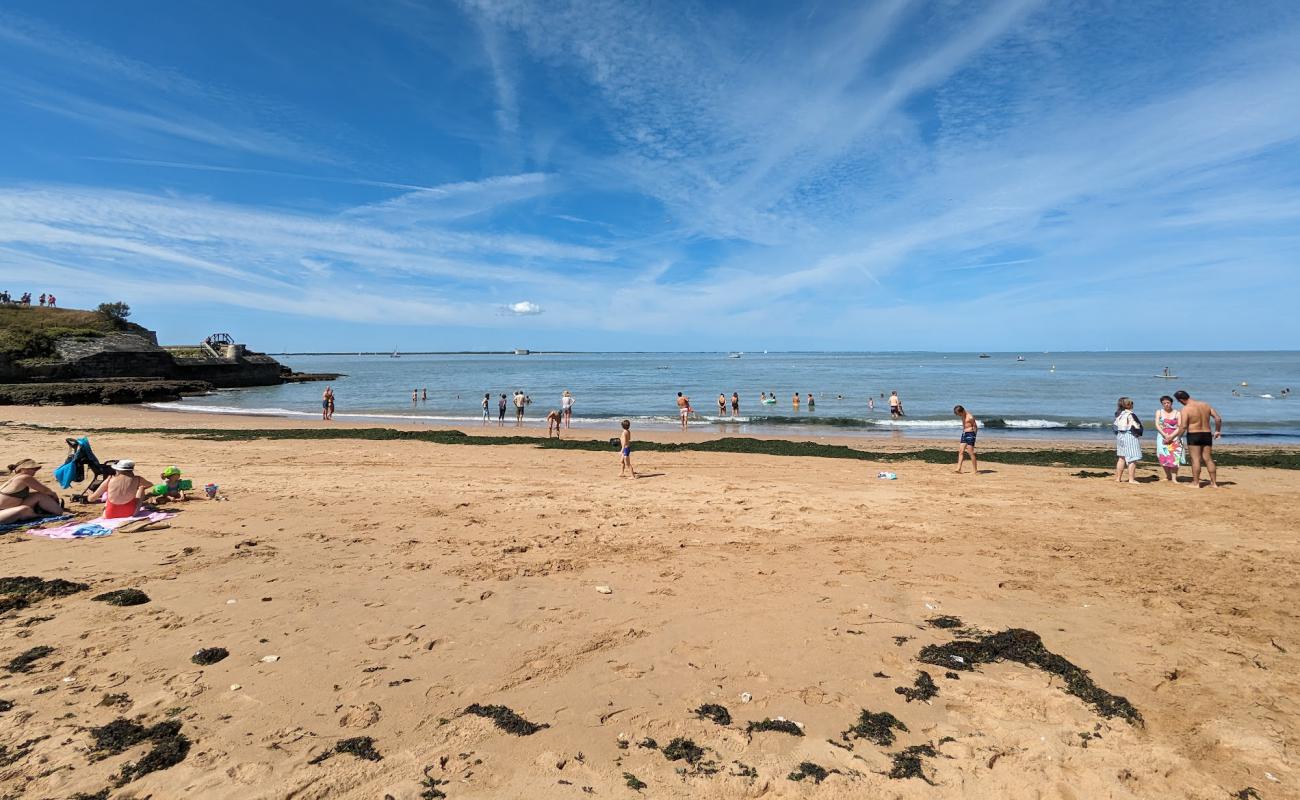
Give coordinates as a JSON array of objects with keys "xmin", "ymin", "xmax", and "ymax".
[
  {"xmin": 677, "ymin": 392, "xmax": 691, "ymax": 430},
  {"xmin": 514, "ymin": 391, "xmax": 526, "ymax": 425},
  {"xmin": 731, "ymin": 392, "xmax": 739, "ymax": 417},
  {"xmin": 422, "ymin": 387, "xmax": 427, "ymax": 402},
  {"xmin": 807, "ymin": 393, "xmax": 815, "ymax": 411},
  {"xmin": 498, "ymin": 393, "xmax": 507, "ymax": 426},
  {"xmin": 868, "ymin": 396, "xmax": 875, "ymax": 411},
  {"xmin": 954, "ymin": 405, "xmax": 979, "ymax": 474},
  {"xmin": 792, "ymin": 392, "xmax": 800, "ymax": 411},
  {"xmin": 412, "ymin": 389, "xmax": 418, "ymax": 405},
  {"xmin": 482, "ymin": 393, "xmax": 491, "ymax": 423},
  {"xmin": 718, "ymin": 393, "xmax": 727, "ymax": 416},
  {"xmin": 1168, "ymin": 390, "xmax": 1222, "ymax": 488},
  {"xmin": 889, "ymin": 390, "xmax": 903, "ymax": 418}
]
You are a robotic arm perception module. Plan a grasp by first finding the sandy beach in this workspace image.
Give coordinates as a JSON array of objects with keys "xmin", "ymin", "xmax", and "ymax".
[{"xmin": 2, "ymin": 405, "xmax": 1298, "ymax": 799}]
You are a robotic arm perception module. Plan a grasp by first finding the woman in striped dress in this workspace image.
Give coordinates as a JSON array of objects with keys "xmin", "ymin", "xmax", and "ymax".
[{"xmin": 1114, "ymin": 396, "xmax": 1142, "ymax": 484}]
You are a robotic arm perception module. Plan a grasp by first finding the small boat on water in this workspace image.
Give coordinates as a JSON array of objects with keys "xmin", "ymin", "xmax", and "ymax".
[
  {"xmin": 1016, "ymin": 355, "xmax": 1026, "ymax": 362},
  {"xmin": 390, "ymin": 348, "xmax": 400, "ymax": 358},
  {"xmin": 727, "ymin": 352, "xmax": 742, "ymax": 358},
  {"xmin": 978, "ymin": 353, "xmax": 991, "ymax": 358}
]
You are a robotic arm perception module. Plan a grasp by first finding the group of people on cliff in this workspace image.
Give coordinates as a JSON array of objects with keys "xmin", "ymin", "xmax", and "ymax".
[{"xmin": 1, "ymin": 291, "xmax": 56, "ymax": 306}]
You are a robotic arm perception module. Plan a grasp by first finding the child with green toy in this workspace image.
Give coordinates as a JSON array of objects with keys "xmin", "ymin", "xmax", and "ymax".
[{"xmin": 153, "ymin": 466, "xmax": 192, "ymax": 501}]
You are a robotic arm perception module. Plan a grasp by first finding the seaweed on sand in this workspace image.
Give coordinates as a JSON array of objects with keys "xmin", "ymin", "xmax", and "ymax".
[
  {"xmin": 926, "ymin": 616, "xmax": 963, "ymax": 629},
  {"xmin": 26, "ymin": 422, "xmax": 1300, "ymax": 469},
  {"xmin": 840, "ymin": 709, "xmax": 908, "ymax": 747},
  {"xmin": 918, "ymin": 628, "xmax": 1142, "ymax": 725},
  {"xmin": 70, "ymin": 791, "xmax": 110, "ymax": 800},
  {"xmin": 895, "ymin": 671, "xmax": 939, "ymax": 703},
  {"xmin": 463, "ymin": 703, "xmax": 549, "ymax": 736},
  {"xmin": 662, "ymin": 737, "xmax": 705, "ymax": 764},
  {"xmin": 0, "ymin": 736, "xmax": 48, "ymax": 767},
  {"xmin": 6, "ymin": 645, "xmax": 54, "ymax": 673},
  {"xmin": 0, "ymin": 699, "xmax": 12, "ymax": 713},
  {"xmin": 636, "ymin": 737, "xmax": 658, "ymax": 750},
  {"xmin": 92, "ymin": 588, "xmax": 150, "ymax": 607},
  {"xmin": 746, "ymin": 718, "xmax": 804, "ymax": 736},
  {"xmin": 308, "ymin": 736, "xmax": 383, "ymax": 764},
  {"xmin": 88, "ymin": 717, "xmax": 191, "ymax": 785},
  {"xmin": 623, "ymin": 772, "xmax": 647, "ymax": 791},
  {"xmin": 787, "ymin": 762, "xmax": 830, "ymax": 784},
  {"xmin": 693, "ymin": 703, "xmax": 732, "ymax": 726},
  {"xmin": 887, "ymin": 743, "xmax": 938, "ymax": 783},
  {"xmin": 191, "ymin": 647, "xmax": 228, "ymax": 665},
  {"xmin": 0, "ymin": 576, "xmax": 89, "ymax": 613}
]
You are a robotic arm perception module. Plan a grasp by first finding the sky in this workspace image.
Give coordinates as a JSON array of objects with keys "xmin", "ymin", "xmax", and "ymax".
[{"xmin": 0, "ymin": 0, "xmax": 1298, "ymax": 352}]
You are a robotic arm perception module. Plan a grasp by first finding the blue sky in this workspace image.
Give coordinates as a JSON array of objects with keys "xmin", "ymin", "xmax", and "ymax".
[{"xmin": 1, "ymin": 1, "xmax": 1298, "ymax": 351}]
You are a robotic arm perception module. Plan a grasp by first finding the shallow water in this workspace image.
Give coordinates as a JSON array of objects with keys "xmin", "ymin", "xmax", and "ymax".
[{"xmin": 152, "ymin": 351, "xmax": 1300, "ymax": 443}]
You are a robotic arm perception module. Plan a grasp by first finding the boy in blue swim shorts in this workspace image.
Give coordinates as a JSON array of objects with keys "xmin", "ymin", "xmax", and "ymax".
[
  {"xmin": 619, "ymin": 419, "xmax": 637, "ymax": 479},
  {"xmin": 954, "ymin": 405, "xmax": 979, "ymax": 474}
]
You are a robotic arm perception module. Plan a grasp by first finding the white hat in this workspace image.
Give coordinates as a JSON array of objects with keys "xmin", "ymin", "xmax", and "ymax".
[{"xmin": 112, "ymin": 460, "xmax": 136, "ymax": 471}]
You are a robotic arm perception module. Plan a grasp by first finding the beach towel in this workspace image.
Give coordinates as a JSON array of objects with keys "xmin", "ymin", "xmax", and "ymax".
[
  {"xmin": 28, "ymin": 508, "xmax": 176, "ymax": 539},
  {"xmin": 0, "ymin": 514, "xmax": 74, "ymax": 534}
]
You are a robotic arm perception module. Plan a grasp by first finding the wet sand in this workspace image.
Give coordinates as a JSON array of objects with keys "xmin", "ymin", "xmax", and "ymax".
[{"xmin": 2, "ymin": 405, "xmax": 1298, "ymax": 799}]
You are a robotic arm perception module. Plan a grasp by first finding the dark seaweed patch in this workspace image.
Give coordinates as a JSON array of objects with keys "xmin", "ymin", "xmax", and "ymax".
[
  {"xmin": 419, "ymin": 764, "xmax": 449, "ymax": 798},
  {"xmin": 191, "ymin": 647, "xmax": 228, "ymax": 666},
  {"xmin": 623, "ymin": 772, "xmax": 647, "ymax": 791},
  {"xmin": 840, "ymin": 709, "xmax": 908, "ymax": 747},
  {"xmin": 92, "ymin": 588, "xmax": 150, "ymax": 607},
  {"xmin": 693, "ymin": 703, "xmax": 731, "ymax": 726},
  {"xmin": 308, "ymin": 736, "xmax": 383, "ymax": 764},
  {"xmin": 6, "ymin": 645, "xmax": 54, "ymax": 673},
  {"xmin": 637, "ymin": 737, "xmax": 658, "ymax": 750},
  {"xmin": 918, "ymin": 628, "xmax": 1142, "ymax": 724},
  {"xmin": 1072, "ymin": 470, "xmax": 1111, "ymax": 478},
  {"xmin": 731, "ymin": 761, "xmax": 758, "ymax": 778},
  {"xmin": 893, "ymin": 635, "xmax": 912, "ymax": 646},
  {"xmin": 0, "ymin": 736, "xmax": 48, "ymax": 767},
  {"xmin": 787, "ymin": 762, "xmax": 830, "ymax": 784},
  {"xmin": 927, "ymin": 615, "xmax": 963, "ymax": 629},
  {"xmin": 0, "ymin": 575, "xmax": 89, "ymax": 613},
  {"xmin": 895, "ymin": 671, "xmax": 939, "ymax": 703},
  {"xmin": 662, "ymin": 737, "xmax": 705, "ymax": 764},
  {"xmin": 944, "ymin": 671, "xmax": 960, "ymax": 680},
  {"xmin": 463, "ymin": 703, "xmax": 549, "ymax": 736},
  {"xmin": 0, "ymin": 699, "xmax": 12, "ymax": 713},
  {"xmin": 746, "ymin": 718, "xmax": 803, "ymax": 736},
  {"xmin": 887, "ymin": 744, "xmax": 938, "ymax": 783},
  {"xmin": 1232, "ymin": 789, "xmax": 1261, "ymax": 800},
  {"xmin": 70, "ymin": 791, "xmax": 110, "ymax": 800},
  {"xmin": 87, "ymin": 717, "xmax": 190, "ymax": 785},
  {"xmin": 98, "ymin": 692, "xmax": 131, "ymax": 708}
]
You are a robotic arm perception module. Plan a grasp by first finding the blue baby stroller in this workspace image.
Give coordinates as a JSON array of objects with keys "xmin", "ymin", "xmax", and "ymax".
[{"xmin": 53, "ymin": 437, "xmax": 119, "ymax": 502}]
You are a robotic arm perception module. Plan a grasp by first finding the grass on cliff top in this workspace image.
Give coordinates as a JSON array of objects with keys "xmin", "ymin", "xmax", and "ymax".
[
  {"xmin": 0, "ymin": 306, "xmax": 147, "ymax": 360},
  {"xmin": 14, "ymin": 423, "xmax": 1300, "ymax": 470}
]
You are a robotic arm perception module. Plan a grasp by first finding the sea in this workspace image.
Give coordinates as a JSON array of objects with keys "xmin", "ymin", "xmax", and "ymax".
[{"xmin": 148, "ymin": 351, "xmax": 1300, "ymax": 444}]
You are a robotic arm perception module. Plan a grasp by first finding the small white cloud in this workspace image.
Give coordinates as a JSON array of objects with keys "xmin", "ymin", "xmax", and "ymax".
[{"xmin": 504, "ymin": 300, "xmax": 542, "ymax": 315}]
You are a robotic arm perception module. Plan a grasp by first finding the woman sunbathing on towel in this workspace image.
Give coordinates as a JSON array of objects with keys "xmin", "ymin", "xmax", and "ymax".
[
  {"xmin": 0, "ymin": 459, "xmax": 65, "ymax": 524},
  {"xmin": 88, "ymin": 460, "xmax": 154, "ymax": 519}
]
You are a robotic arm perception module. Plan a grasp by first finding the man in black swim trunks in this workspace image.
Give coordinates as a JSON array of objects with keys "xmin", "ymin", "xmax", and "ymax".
[
  {"xmin": 1168, "ymin": 390, "xmax": 1222, "ymax": 488},
  {"xmin": 954, "ymin": 405, "xmax": 979, "ymax": 474}
]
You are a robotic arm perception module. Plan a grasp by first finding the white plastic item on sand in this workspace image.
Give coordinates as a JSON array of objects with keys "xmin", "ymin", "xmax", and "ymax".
[
  {"xmin": 595, "ymin": 586, "xmax": 613, "ymax": 594},
  {"xmin": 230, "ymin": 684, "xmax": 242, "ymax": 691},
  {"xmin": 260, "ymin": 655, "xmax": 280, "ymax": 663},
  {"xmin": 740, "ymin": 692, "xmax": 753, "ymax": 703},
  {"xmin": 877, "ymin": 471, "xmax": 897, "ymax": 480}
]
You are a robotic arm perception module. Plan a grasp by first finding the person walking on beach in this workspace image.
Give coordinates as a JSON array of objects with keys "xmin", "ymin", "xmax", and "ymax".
[
  {"xmin": 889, "ymin": 390, "xmax": 903, "ymax": 419},
  {"xmin": 731, "ymin": 392, "xmax": 739, "ymax": 416},
  {"xmin": 1113, "ymin": 397, "xmax": 1143, "ymax": 484},
  {"xmin": 1155, "ymin": 395, "xmax": 1185, "ymax": 482},
  {"xmin": 498, "ymin": 393, "xmax": 507, "ymax": 425},
  {"xmin": 1168, "ymin": 390, "xmax": 1222, "ymax": 488},
  {"xmin": 546, "ymin": 409, "xmax": 562, "ymax": 438},
  {"xmin": 562, "ymin": 390, "xmax": 574, "ymax": 428},
  {"xmin": 482, "ymin": 393, "xmax": 491, "ymax": 423},
  {"xmin": 677, "ymin": 392, "xmax": 691, "ymax": 430},
  {"xmin": 322, "ymin": 386, "xmax": 334, "ymax": 421},
  {"xmin": 954, "ymin": 405, "xmax": 979, "ymax": 474},
  {"xmin": 514, "ymin": 391, "xmax": 526, "ymax": 425},
  {"xmin": 619, "ymin": 419, "xmax": 637, "ymax": 478}
]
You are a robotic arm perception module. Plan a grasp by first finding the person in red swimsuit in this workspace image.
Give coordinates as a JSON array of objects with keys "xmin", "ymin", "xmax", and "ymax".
[{"xmin": 88, "ymin": 460, "xmax": 153, "ymax": 519}]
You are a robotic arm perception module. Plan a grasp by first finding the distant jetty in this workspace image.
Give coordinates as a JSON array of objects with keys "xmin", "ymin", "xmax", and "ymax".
[{"xmin": 0, "ymin": 305, "xmax": 337, "ymax": 406}]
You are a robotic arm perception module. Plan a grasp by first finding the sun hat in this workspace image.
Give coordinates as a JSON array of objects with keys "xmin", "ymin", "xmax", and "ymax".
[
  {"xmin": 112, "ymin": 459, "xmax": 136, "ymax": 472},
  {"xmin": 161, "ymin": 466, "xmax": 182, "ymax": 478},
  {"xmin": 8, "ymin": 458, "xmax": 41, "ymax": 472}
]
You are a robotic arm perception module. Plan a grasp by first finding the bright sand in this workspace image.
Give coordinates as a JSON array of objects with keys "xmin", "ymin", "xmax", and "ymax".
[{"xmin": 2, "ymin": 405, "xmax": 1298, "ymax": 799}]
